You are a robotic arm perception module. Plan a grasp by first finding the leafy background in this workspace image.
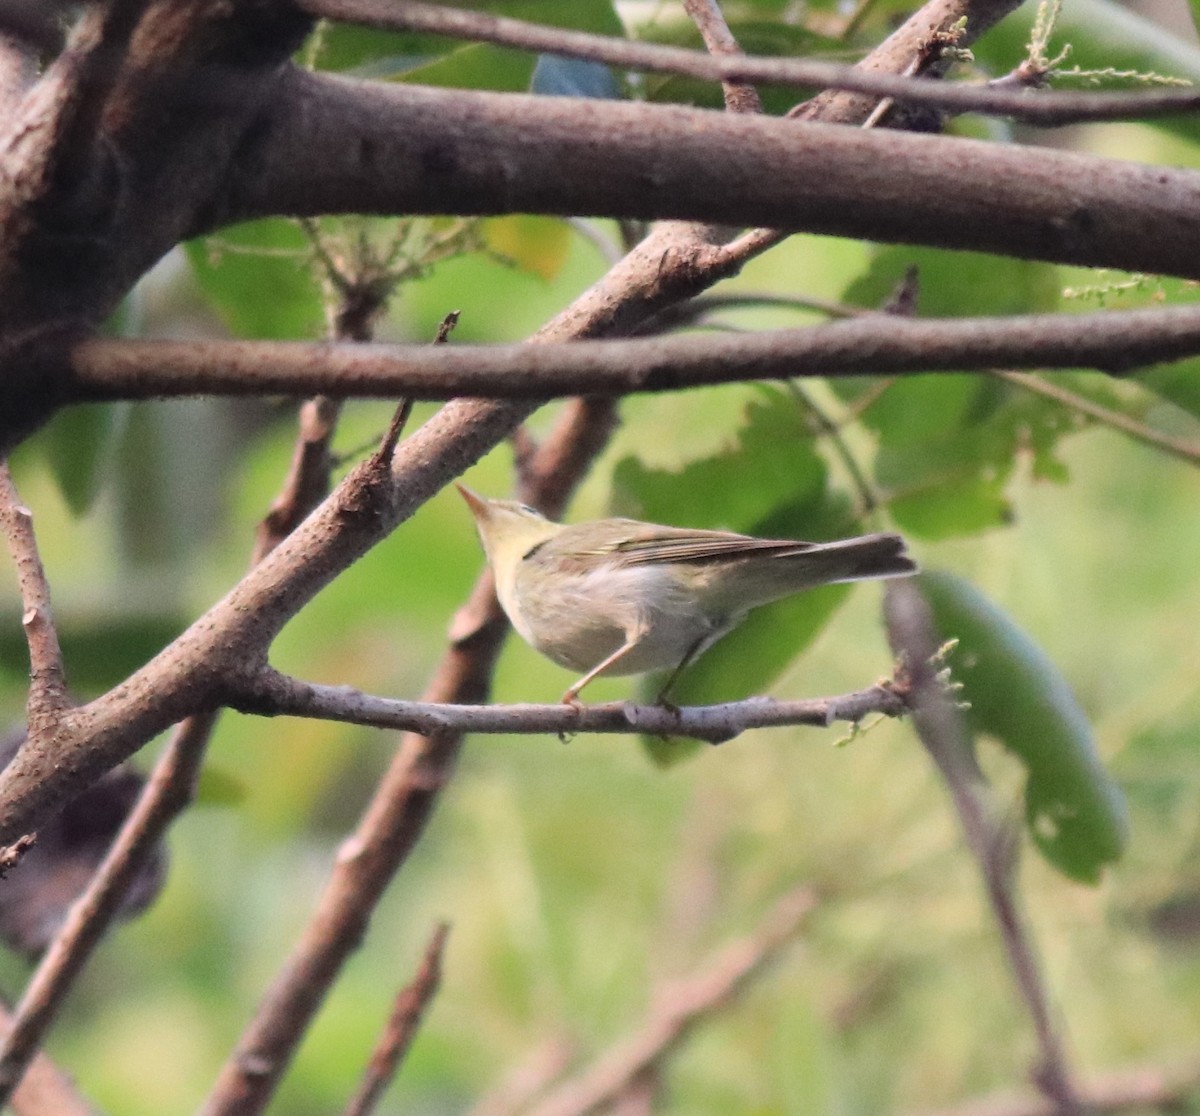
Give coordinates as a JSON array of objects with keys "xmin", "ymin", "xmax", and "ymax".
[{"xmin": 4, "ymin": 0, "xmax": 1200, "ymax": 1112}]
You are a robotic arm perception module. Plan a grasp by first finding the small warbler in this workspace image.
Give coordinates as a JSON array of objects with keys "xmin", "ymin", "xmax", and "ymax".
[{"xmin": 459, "ymin": 485, "xmax": 917, "ymax": 704}]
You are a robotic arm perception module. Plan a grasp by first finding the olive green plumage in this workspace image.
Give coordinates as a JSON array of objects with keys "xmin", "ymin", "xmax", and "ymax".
[{"xmin": 459, "ymin": 486, "xmax": 917, "ymax": 703}]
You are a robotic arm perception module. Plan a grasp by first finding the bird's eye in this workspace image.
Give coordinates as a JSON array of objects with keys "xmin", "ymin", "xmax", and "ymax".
[{"xmin": 519, "ymin": 504, "xmax": 539, "ymax": 515}]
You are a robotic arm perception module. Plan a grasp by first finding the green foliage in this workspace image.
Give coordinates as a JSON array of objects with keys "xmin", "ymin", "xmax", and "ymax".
[
  {"xmin": 919, "ymin": 571, "xmax": 1129, "ymax": 883},
  {"xmin": 10, "ymin": 6, "xmax": 1200, "ymax": 1113},
  {"xmin": 185, "ymin": 219, "xmax": 324, "ymax": 341}
]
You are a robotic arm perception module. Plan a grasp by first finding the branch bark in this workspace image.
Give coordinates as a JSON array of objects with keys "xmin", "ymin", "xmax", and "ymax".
[
  {"xmin": 220, "ymin": 70, "xmax": 1200, "ymax": 279},
  {"xmin": 230, "ymin": 669, "xmax": 911, "ymax": 745},
  {"xmin": 294, "ymin": 0, "xmax": 1200, "ymax": 125},
  {"xmin": 67, "ymin": 303, "xmax": 1200, "ymax": 401}
]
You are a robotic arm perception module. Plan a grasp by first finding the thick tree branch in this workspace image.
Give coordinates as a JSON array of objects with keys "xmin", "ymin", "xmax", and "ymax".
[
  {"xmin": 228, "ymin": 668, "xmax": 910, "ymax": 745},
  {"xmin": 294, "ymin": 0, "xmax": 1200, "ymax": 125},
  {"xmin": 67, "ymin": 303, "xmax": 1200, "ymax": 401},
  {"xmin": 231, "ymin": 71, "xmax": 1200, "ymax": 280}
]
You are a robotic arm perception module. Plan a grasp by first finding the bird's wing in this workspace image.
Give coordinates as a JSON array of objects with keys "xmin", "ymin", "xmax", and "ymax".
[{"xmin": 608, "ymin": 523, "xmax": 816, "ymax": 566}]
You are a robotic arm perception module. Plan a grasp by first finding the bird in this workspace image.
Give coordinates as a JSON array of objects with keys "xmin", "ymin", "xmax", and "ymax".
[{"xmin": 458, "ymin": 485, "xmax": 917, "ymax": 704}]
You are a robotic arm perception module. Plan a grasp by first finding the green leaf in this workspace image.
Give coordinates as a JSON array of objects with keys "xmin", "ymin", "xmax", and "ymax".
[
  {"xmin": 185, "ymin": 219, "xmax": 323, "ymax": 341},
  {"xmin": 843, "ymin": 246, "xmax": 1063, "ymax": 321},
  {"xmin": 1140, "ymin": 359, "xmax": 1200, "ymax": 422},
  {"xmin": 919, "ymin": 571, "xmax": 1129, "ymax": 883},
  {"xmin": 39, "ymin": 403, "xmax": 122, "ymax": 516},
  {"xmin": 610, "ymin": 386, "xmax": 828, "ymax": 530},
  {"xmin": 398, "ymin": 41, "xmax": 537, "ymax": 91}
]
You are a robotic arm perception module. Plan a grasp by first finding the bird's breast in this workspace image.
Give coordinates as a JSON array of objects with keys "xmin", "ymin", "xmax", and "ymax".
[{"xmin": 511, "ymin": 561, "xmax": 727, "ymax": 675}]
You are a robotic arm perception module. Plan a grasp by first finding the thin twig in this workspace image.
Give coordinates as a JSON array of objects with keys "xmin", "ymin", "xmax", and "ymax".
[
  {"xmin": 681, "ymin": 0, "xmax": 762, "ymax": 115},
  {"xmin": 883, "ymin": 581, "xmax": 1079, "ymax": 1113},
  {"xmin": 293, "ymin": 0, "xmax": 1200, "ymax": 126},
  {"xmin": 994, "ymin": 369, "xmax": 1200, "ymax": 466},
  {"xmin": 0, "ymin": 463, "xmax": 68, "ymax": 720},
  {"xmin": 230, "ymin": 667, "xmax": 911, "ymax": 744},
  {"xmin": 339, "ymin": 922, "xmax": 450, "ymax": 1116},
  {"xmin": 521, "ymin": 886, "xmax": 817, "ymax": 1116}
]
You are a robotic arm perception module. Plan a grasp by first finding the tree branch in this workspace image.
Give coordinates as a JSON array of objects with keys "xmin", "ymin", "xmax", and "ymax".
[
  {"xmin": 0, "ymin": 463, "xmax": 69, "ymax": 721},
  {"xmin": 520, "ymin": 886, "xmax": 817, "ymax": 1116},
  {"xmin": 293, "ymin": 0, "xmax": 1200, "ymax": 126},
  {"xmin": 884, "ymin": 581, "xmax": 1079, "ymax": 1113},
  {"xmin": 229, "ymin": 668, "xmax": 910, "ymax": 745},
  {"xmin": 339, "ymin": 922, "xmax": 449, "ymax": 1116},
  {"xmin": 66, "ymin": 302, "xmax": 1200, "ymax": 401},
  {"xmin": 231, "ymin": 71, "xmax": 1200, "ymax": 282},
  {"xmin": 681, "ymin": 0, "xmax": 763, "ymax": 116}
]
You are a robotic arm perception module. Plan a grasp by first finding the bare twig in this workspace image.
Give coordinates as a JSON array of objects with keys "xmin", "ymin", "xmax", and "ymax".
[
  {"xmin": 993, "ymin": 369, "xmax": 1200, "ymax": 466},
  {"xmin": 682, "ymin": 0, "xmax": 762, "ymax": 115},
  {"xmin": 0, "ymin": 834, "xmax": 34, "ymax": 875},
  {"xmin": 884, "ymin": 581, "xmax": 1078, "ymax": 1112},
  {"xmin": 68, "ymin": 302, "xmax": 1200, "ymax": 401},
  {"xmin": 521, "ymin": 886, "xmax": 817, "ymax": 1116},
  {"xmin": 292, "ymin": 0, "xmax": 1200, "ymax": 126},
  {"xmin": 230, "ymin": 667, "xmax": 910, "ymax": 744},
  {"xmin": 0, "ymin": 463, "xmax": 68, "ymax": 720},
  {"xmin": 340, "ymin": 922, "xmax": 450, "ymax": 1116}
]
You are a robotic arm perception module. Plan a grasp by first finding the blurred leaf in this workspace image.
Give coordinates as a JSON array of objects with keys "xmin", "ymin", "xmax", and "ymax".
[
  {"xmin": 610, "ymin": 386, "xmax": 827, "ymax": 528},
  {"xmin": 890, "ymin": 473, "xmax": 1011, "ymax": 539},
  {"xmin": 306, "ymin": 24, "xmax": 447, "ymax": 76},
  {"xmin": 185, "ymin": 220, "xmax": 323, "ymax": 341},
  {"xmin": 0, "ymin": 612, "xmax": 187, "ymax": 694},
  {"xmin": 483, "ymin": 215, "xmax": 573, "ymax": 280},
  {"xmin": 1140, "ymin": 358, "xmax": 1200, "ymax": 422},
  {"xmin": 844, "ymin": 246, "xmax": 1062, "ymax": 320},
  {"xmin": 39, "ymin": 403, "xmax": 122, "ymax": 515},
  {"xmin": 195, "ymin": 766, "xmax": 248, "ymax": 808},
  {"xmin": 531, "ymin": 54, "xmax": 620, "ymax": 98},
  {"xmin": 399, "ymin": 41, "xmax": 536, "ymax": 91},
  {"xmin": 919, "ymin": 571, "xmax": 1129, "ymax": 883}
]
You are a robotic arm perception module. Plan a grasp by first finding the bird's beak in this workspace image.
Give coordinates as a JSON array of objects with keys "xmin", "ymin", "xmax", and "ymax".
[{"xmin": 455, "ymin": 484, "xmax": 489, "ymax": 521}]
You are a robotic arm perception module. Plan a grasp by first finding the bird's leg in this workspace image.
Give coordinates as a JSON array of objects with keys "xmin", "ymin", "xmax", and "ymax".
[
  {"xmin": 654, "ymin": 635, "xmax": 709, "ymax": 708},
  {"xmin": 561, "ymin": 623, "xmax": 648, "ymax": 705}
]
